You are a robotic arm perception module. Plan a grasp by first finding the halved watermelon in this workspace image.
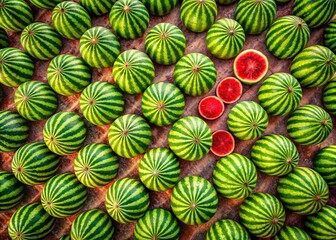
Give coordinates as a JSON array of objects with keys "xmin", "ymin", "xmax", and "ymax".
[
  {"xmin": 210, "ymin": 130, "xmax": 235, "ymax": 157},
  {"xmin": 198, "ymin": 96, "xmax": 225, "ymax": 120},
  {"xmin": 216, "ymin": 77, "xmax": 243, "ymax": 104}
]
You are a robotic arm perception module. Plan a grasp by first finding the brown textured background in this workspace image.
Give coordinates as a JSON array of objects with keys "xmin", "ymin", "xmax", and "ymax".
[{"xmin": 0, "ymin": 0, "xmax": 335, "ymax": 239}]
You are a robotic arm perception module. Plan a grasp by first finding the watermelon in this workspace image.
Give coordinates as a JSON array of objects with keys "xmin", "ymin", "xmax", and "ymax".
[
  {"xmin": 144, "ymin": 0, "xmax": 179, "ymax": 16},
  {"xmin": 8, "ymin": 202, "xmax": 55, "ymax": 239},
  {"xmin": 324, "ymin": 20, "xmax": 336, "ymax": 54},
  {"xmin": 138, "ymin": 148, "xmax": 180, "ymax": 192},
  {"xmin": 277, "ymin": 167, "xmax": 329, "ymax": 215},
  {"xmin": 134, "ymin": 208, "xmax": 180, "ymax": 240},
  {"xmin": 275, "ymin": 226, "xmax": 311, "ymax": 240},
  {"xmin": 145, "ymin": 23, "xmax": 186, "ymax": 65},
  {"xmin": 52, "ymin": 1, "xmax": 91, "ymax": 40},
  {"xmin": 0, "ymin": 0, "xmax": 33, "ymax": 32},
  {"xmin": 251, "ymin": 134, "xmax": 299, "ymax": 176},
  {"xmin": 74, "ymin": 143, "xmax": 119, "ymax": 188},
  {"xmin": 79, "ymin": 0, "xmax": 115, "ymax": 15},
  {"xmin": 258, "ymin": 73, "xmax": 302, "ymax": 116},
  {"xmin": 30, "ymin": 0, "xmax": 62, "ymax": 9},
  {"xmin": 239, "ymin": 192, "xmax": 285, "ymax": 238},
  {"xmin": 14, "ymin": 81, "xmax": 58, "ymax": 121},
  {"xmin": 234, "ymin": 0, "xmax": 276, "ymax": 35},
  {"xmin": 180, "ymin": 0, "xmax": 218, "ymax": 33},
  {"xmin": 109, "ymin": 0, "xmax": 149, "ymax": 40},
  {"xmin": 80, "ymin": 81, "xmax": 124, "ymax": 126},
  {"xmin": 323, "ymin": 77, "xmax": 336, "ymax": 115},
  {"xmin": 290, "ymin": 45, "xmax": 336, "ymax": 88},
  {"xmin": 168, "ymin": 116, "xmax": 212, "ymax": 161},
  {"xmin": 41, "ymin": 173, "xmax": 87, "ymax": 218},
  {"xmin": 213, "ymin": 153, "xmax": 257, "ymax": 199},
  {"xmin": 206, "ymin": 219, "xmax": 250, "ymax": 240},
  {"xmin": 266, "ymin": 15, "xmax": 310, "ymax": 59},
  {"xmin": 174, "ymin": 53, "xmax": 217, "ymax": 96},
  {"xmin": 105, "ymin": 178, "xmax": 150, "ymax": 223},
  {"xmin": 198, "ymin": 96, "xmax": 224, "ymax": 120},
  {"xmin": 287, "ymin": 105, "xmax": 332, "ymax": 145},
  {"xmin": 210, "ymin": 130, "xmax": 235, "ymax": 157},
  {"xmin": 43, "ymin": 112, "xmax": 87, "ymax": 156},
  {"xmin": 59, "ymin": 235, "xmax": 71, "ymax": 240},
  {"xmin": 12, "ymin": 142, "xmax": 60, "ymax": 186},
  {"xmin": 71, "ymin": 209, "xmax": 114, "ymax": 240},
  {"xmin": 80, "ymin": 26, "xmax": 121, "ymax": 68},
  {"xmin": 113, "ymin": 49, "xmax": 155, "ymax": 94},
  {"xmin": 170, "ymin": 176, "xmax": 218, "ymax": 225},
  {"xmin": 0, "ymin": 29, "xmax": 9, "ymax": 48},
  {"xmin": 0, "ymin": 171, "xmax": 24, "ymax": 211},
  {"xmin": 0, "ymin": 47, "xmax": 34, "ymax": 87},
  {"xmin": 216, "ymin": 77, "xmax": 243, "ymax": 104},
  {"xmin": 216, "ymin": 0, "xmax": 237, "ymax": 4},
  {"xmin": 47, "ymin": 54, "xmax": 91, "ymax": 96},
  {"xmin": 142, "ymin": 82, "xmax": 185, "ymax": 126},
  {"xmin": 0, "ymin": 110, "xmax": 29, "ymax": 152},
  {"xmin": 313, "ymin": 145, "xmax": 336, "ymax": 187},
  {"xmin": 206, "ymin": 18, "xmax": 245, "ymax": 59}
]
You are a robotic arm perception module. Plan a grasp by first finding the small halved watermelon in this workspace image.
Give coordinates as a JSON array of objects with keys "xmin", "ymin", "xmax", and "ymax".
[
  {"xmin": 210, "ymin": 130, "xmax": 235, "ymax": 157},
  {"xmin": 216, "ymin": 77, "xmax": 243, "ymax": 104},
  {"xmin": 198, "ymin": 96, "xmax": 225, "ymax": 120}
]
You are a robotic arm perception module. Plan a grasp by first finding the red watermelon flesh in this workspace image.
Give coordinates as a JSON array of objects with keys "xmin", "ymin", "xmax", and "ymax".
[
  {"xmin": 198, "ymin": 96, "xmax": 225, "ymax": 120},
  {"xmin": 210, "ymin": 130, "xmax": 235, "ymax": 157},
  {"xmin": 216, "ymin": 77, "xmax": 243, "ymax": 104}
]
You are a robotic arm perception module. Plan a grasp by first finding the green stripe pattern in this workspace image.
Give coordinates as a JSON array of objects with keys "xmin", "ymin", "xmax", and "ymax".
[
  {"xmin": 141, "ymin": 82, "xmax": 185, "ymax": 126},
  {"xmin": 227, "ymin": 100, "xmax": 269, "ymax": 140},
  {"xmin": 206, "ymin": 219, "xmax": 251, "ymax": 240},
  {"xmin": 12, "ymin": 142, "xmax": 60, "ymax": 186},
  {"xmin": 287, "ymin": 104, "xmax": 333, "ymax": 145},
  {"xmin": 113, "ymin": 49, "xmax": 155, "ymax": 94},
  {"xmin": 275, "ymin": 226, "xmax": 311, "ymax": 240},
  {"xmin": 174, "ymin": 53, "xmax": 217, "ymax": 96},
  {"xmin": 0, "ymin": 171, "xmax": 24, "ymax": 211},
  {"xmin": 266, "ymin": 15, "xmax": 310, "ymax": 59},
  {"xmin": 79, "ymin": 0, "xmax": 115, "ymax": 15},
  {"xmin": 105, "ymin": 178, "xmax": 150, "ymax": 223},
  {"xmin": 170, "ymin": 176, "xmax": 218, "ymax": 225},
  {"xmin": 138, "ymin": 148, "xmax": 180, "ymax": 192},
  {"xmin": 234, "ymin": 0, "xmax": 276, "ymax": 35},
  {"xmin": 313, "ymin": 145, "xmax": 336, "ymax": 187},
  {"xmin": 52, "ymin": 1, "xmax": 91, "ymax": 40},
  {"xmin": 30, "ymin": 0, "xmax": 62, "ymax": 9},
  {"xmin": 251, "ymin": 134, "xmax": 299, "ymax": 176},
  {"xmin": 323, "ymin": 77, "xmax": 336, "ymax": 115},
  {"xmin": 0, "ymin": 110, "xmax": 29, "ymax": 152},
  {"xmin": 277, "ymin": 167, "xmax": 329, "ymax": 215},
  {"xmin": 41, "ymin": 173, "xmax": 87, "ymax": 218},
  {"xmin": 239, "ymin": 192, "xmax": 285, "ymax": 238},
  {"xmin": 80, "ymin": 81, "xmax": 124, "ymax": 126},
  {"xmin": 213, "ymin": 153, "xmax": 257, "ymax": 199},
  {"xmin": 71, "ymin": 209, "xmax": 114, "ymax": 240},
  {"xmin": 43, "ymin": 112, "xmax": 87, "ymax": 156},
  {"xmin": 168, "ymin": 116, "xmax": 212, "ymax": 161},
  {"xmin": 134, "ymin": 208, "xmax": 180, "ymax": 240},
  {"xmin": 324, "ymin": 20, "xmax": 336, "ymax": 54},
  {"xmin": 59, "ymin": 235, "xmax": 71, "ymax": 240},
  {"xmin": 14, "ymin": 81, "xmax": 58, "ymax": 121},
  {"xmin": 145, "ymin": 23, "xmax": 186, "ymax": 65},
  {"xmin": 0, "ymin": 29, "xmax": 9, "ymax": 48},
  {"xmin": 145, "ymin": 0, "xmax": 179, "ymax": 16},
  {"xmin": 8, "ymin": 202, "xmax": 55, "ymax": 240}
]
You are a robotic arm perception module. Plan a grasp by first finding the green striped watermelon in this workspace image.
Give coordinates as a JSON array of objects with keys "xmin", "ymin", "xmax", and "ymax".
[
  {"xmin": 109, "ymin": 0, "xmax": 149, "ymax": 40},
  {"xmin": 0, "ymin": 171, "xmax": 24, "ymax": 211},
  {"xmin": 141, "ymin": 82, "xmax": 185, "ymax": 126},
  {"xmin": 71, "ymin": 209, "xmax": 114, "ymax": 240},
  {"xmin": 145, "ymin": 0, "xmax": 179, "ymax": 16},
  {"xmin": 213, "ymin": 153, "xmax": 257, "ymax": 199},
  {"xmin": 180, "ymin": 0, "xmax": 218, "ymax": 32},
  {"xmin": 108, "ymin": 114, "xmax": 152, "ymax": 158},
  {"xmin": 14, "ymin": 81, "xmax": 58, "ymax": 121},
  {"xmin": 266, "ymin": 15, "xmax": 310, "ymax": 59},
  {"xmin": 168, "ymin": 116, "xmax": 212, "ymax": 161},
  {"xmin": 174, "ymin": 53, "xmax": 217, "ymax": 96},
  {"xmin": 239, "ymin": 192, "xmax": 285, "ymax": 238},
  {"xmin": 0, "ymin": 47, "xmax": 34, "ymax": 87},
  {"xmin": 323, "ymin": 77, "xmax": 336, "ymax": 115},
  {"xmin": 43, "ymin": 112, "xmax": 87, "ymax": 156},
  {"xmin": 313, "ymin": 145, "xmax": 336, "ymax": 187},
  {"xmin": 258, "ymin": 73, "xmax": 302, "ymax": 116},
  {"xmin": 12, "ymin": 142, "xmax": 60, "ymax": 186},
  {"xmin": 234, "ymin": 0, "xmax": 276, "ymax": 35},
  {"xmin": 145, "ymin": 23, "xmax": 186, "ymax": 65},
  {"xmin": 59, "ymin": 235, "xmax": 71, "ymax": 240},
  {"xmin": 206, "ymin": 219, "xmax": 250, "ymax": 240},
  {"xmin": 290, "ymin": 45, "xmax": 336, "ymax": 88},
  {"xmin": 287, "ymin": 105, "xmax": 333, "ymax": 145},
  {"xmin": 0, "ymin": 110, "xmax": 29, "ymax": 152},
  {"xmin": 134, "ymin": 208, "xmax": 180, "ymax": 240},
  {"xmin": 324, "ymin": 20, "xmax": 336, "ymax": 54},
  {"xmin": 52, "ymin": 1, "xmax": 91, "ymax": 40},
  {"xmin": 105, "ymin": 178, "xmax": 150, "ymax": 223},
  {"xmin": 277, "ymin": 167, "xmax": 329, "ymax": 215},
  {"xmin": 227, "ymin": 100, "xmax": 269, "ymax": 140},
  {"xmin": 0, "ymin": 0, "xmax": 33, "ymax": 32},
  {"xmin": 79, "ymin": 0, "xmax": 115, "ymax": 15},
  {"xmin": 8, "ymin": 202, "xmax": 55, "ymax": 239},
  {"xmin": 74, "ymin": 143, "xmax": 119, "ymax": 188},
  {"xmin": 30, "ymin": 0, "xmax": 62, "ymax": 9},
  {"xmin": 80, "ymin": 26, "xmax": 121, "ymax": 68},
  {"xmin": 0, "ymin": 29, "xmax": 9, "ymax": 48},
  {"xmin": 113, "ymin": 49, "xmax": 155, "ymax": 94},
  {"xmin": 41, "ymin": 173, "xmax": 87, "ymax": 218},
  {"xmin": 80, "ymin": 81, "xmax": 124, "ymax": 126},
  {"xmin": 275, "ymin": 226, "xmax": 311, "ymax": 240},
  {"xmin": 206, "ymin": 18, "xmax": 245, "ymax": 59},
  {"xmin": 216, "ymin": 0, "xmax": 237, "ymax": 4}
]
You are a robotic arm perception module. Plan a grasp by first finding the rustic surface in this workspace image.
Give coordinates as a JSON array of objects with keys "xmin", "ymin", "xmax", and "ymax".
[{"xmin": 0, "ymin": 0, "xmax": 335, "ymax": 239}]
